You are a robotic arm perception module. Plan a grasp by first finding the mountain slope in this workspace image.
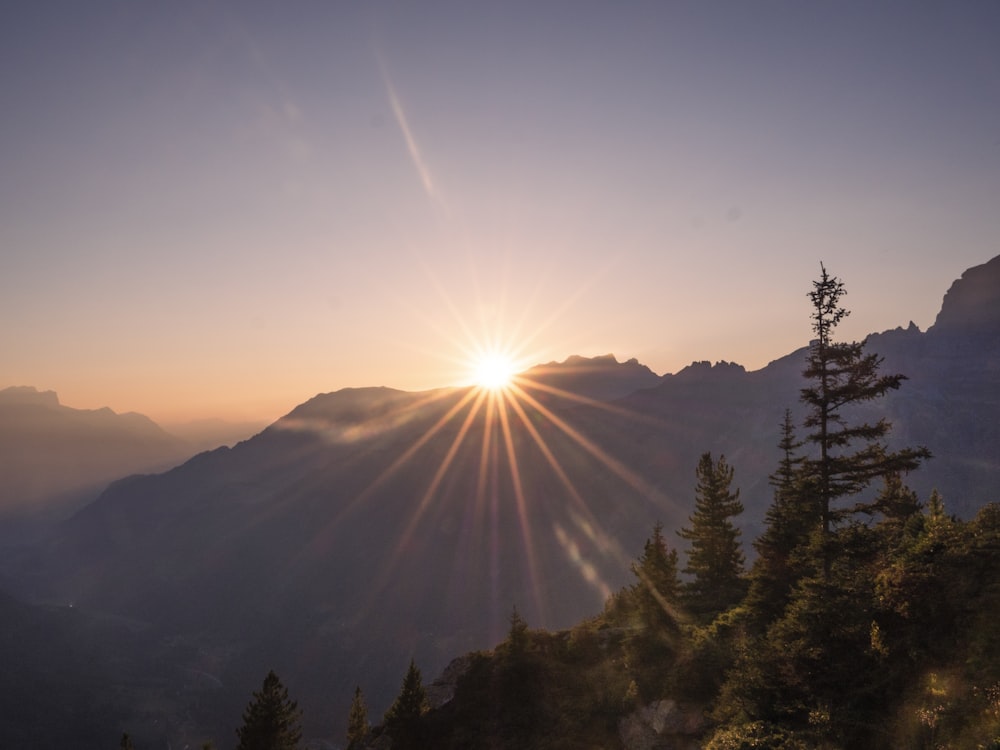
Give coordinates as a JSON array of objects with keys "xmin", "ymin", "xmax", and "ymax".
[
  {"xmin": 2, "ymin": 258, "xmax": 999, "ymax": 747},
  {"xmin": 0, "ymin": 388, "xmax": 195, "ymax": 522}
]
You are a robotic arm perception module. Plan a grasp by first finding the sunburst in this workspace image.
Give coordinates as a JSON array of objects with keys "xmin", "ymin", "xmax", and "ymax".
[{"xmin": 470, "ymin": 351, "xmax": 517, "ymax": 391}]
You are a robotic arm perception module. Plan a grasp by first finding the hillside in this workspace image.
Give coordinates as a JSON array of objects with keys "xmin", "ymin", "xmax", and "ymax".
[
  {"xmin": 0, "ymin": 256, "xmax": 998, "ymax": 748},
  {"xmin": 0, "ymin": 388, "xmax": 195, "ymax": 524}
]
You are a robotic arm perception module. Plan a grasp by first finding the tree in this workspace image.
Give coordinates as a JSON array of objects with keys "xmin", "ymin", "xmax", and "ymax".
[
  {"xmin": 630, "ymin": 520, "xmax": 682, "ymax": 629},
  {"xmin": 726, "ymin": 267, "xmax": 933, "ymax": 742},
  {"xmin": 678, "ymin": 453, "xmax": 746, "ymax": 618},
  {"xmin": 870, "ymin": 471, "xmax": 923, "ymax": 554},
  {"xmin": 235, "ymin": 670, "xmax": 302, "ymax": 750},
  {"xmin": 800, "ymin": 264, "xmax": 929, "ymax": 575},
  {"xmin": 120, "ymin": 733, "xmax": 135, "ymax": 750},
  {"xmin": 384, "ymin": 659, "xmax": 428, "ymax": 749},
  {"xmin": 746, "ymin": 412, "xmax": 812, "ymax": 625},
  {"xmin": 507, "ymin": 605, "xmax": 529, "ymax": 656},
  {"xmin": 623, "ymin": 521, "xmax": 684, "ymax": 696},
  {"xmin": 346, "ymin": 685, "xmax": 369, "ymax": 749}
]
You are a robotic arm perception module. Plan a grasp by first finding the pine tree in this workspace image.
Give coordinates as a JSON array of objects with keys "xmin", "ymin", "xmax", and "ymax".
[
  {"xmin": 876, "ymin": 471, "xmax": 921, "ymax": 521},
  {"xmin": 800, "ymin": 264, "xmax": 930, "ymax": 575},
  {"xmin": 507, "ymin": 605, "xmax": 529, "ymax": 656},
  {"xmin": 678, "ymin": 453, "xmax": 746, "ymax": 618},
  {"xmin": 235, "ymin": 670, "xmax": 302, "ymax": 750},
  {"xmin": 746, "ymin": 412, "xmax": 812, "ymax": 625},
  {"xmin": 624, "ymin": 521, "xmax": 684, "ymax": 696},
  {"xmin": 346, "ymin": 685, "xmax": 369, "ymax": 749},
  {"xmin": 384, "ymin": 659, "xmax": 428, "ymax": 749},
  {"xmin": 630, "ymin": 520, "xmax": 681, "ymax": 629}
]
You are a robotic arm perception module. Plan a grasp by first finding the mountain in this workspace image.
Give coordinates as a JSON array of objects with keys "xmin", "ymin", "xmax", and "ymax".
[
  {"xmin": 11, "ymin": 375, "xmax": 672, "ymax": 747},
  {"xmin": 159, "ymin": 417, "xmax": 271, "ymax": 454},
  {"xmin": 2, "ymin": 257, "xmax": 999, "ymax": 748},
  {"xmin": 519, "ymin": 353, "xmax": 661, "ymax": 403},
  {"xmin": 0, "ymin": 388, "xmax": 195, "ymax": 523}
]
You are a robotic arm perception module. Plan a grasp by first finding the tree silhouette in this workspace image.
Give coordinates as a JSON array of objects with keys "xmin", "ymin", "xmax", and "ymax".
[
  {"xmin": 384, "ymin": 659, "xmax": 428, "ymax": 749},
  {"xmin": 746, "ymin": 411, "xmax": 811, "ymax": 624},
  {"xmin": 630, "ymin": 520, "xmax": 681, "ymax": 629},
  {"xmin": 678, "ymin": 452, "xmax": 746, "ymax": 618},
  {"xmin": 235, "ymin": 670, "xmax": 302, "ymax": 750},
  {"xmin": 800, "ymin": 264, "xmax": 929, "ymax": 576},
  {"xmin": 346, "ymin": 685, "xmax": 369, "ymax": 749}
]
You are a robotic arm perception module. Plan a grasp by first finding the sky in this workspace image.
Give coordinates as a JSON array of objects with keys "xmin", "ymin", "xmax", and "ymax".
[{"xmin": 2, "ymin": 1, "xmax": 999, "ymax": 425}]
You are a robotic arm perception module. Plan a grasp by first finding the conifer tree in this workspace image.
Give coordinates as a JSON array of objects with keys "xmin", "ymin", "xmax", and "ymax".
[
  {"xmin": 875, "ymin": 470, "xmax": 921, "ymax": 520},
  {"xmin": 678, "ymin": 453, "xmax": 746, "ymax": 617},
  {"xmin": 624, "ymin": 521, "xmax": 684, "ymax": 695},
  {"xmin": 800, "ymin": 264, "xmax": 929, "ymax": 575},
  {"xmin": 507, "ymin": 605, "xmax": 529, "ymax": 656},
  {"xmin": 746, "ymin": 411, "xmax": 811, "ymax": 624},
  {"xmin": 630, "ymin": 520, "xmax": 681, "ymax": 628},
  {"xmin": 235, "ymin": 670, "xmax": 302, "ymax": 750},
  {"xmin": 346, "ymin": 685, "xmax": 369, "ymax": 749},
  {"xmin": 384, "ymin": 659, "xmax": 428, "ymax": 749}
]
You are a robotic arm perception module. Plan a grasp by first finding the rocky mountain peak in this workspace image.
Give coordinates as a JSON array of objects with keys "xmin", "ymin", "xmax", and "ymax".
[
  {"xmin": 930, "ymin": 254, "xmax": 1000, "ymax": 335},
  {"xmin": 0, "ymin": 386, "xmax": 60, "ymax": 408}
]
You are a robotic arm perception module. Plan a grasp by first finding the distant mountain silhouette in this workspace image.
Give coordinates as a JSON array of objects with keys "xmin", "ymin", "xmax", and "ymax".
[
  {"xmin": 1, "ymin": 257, "xmax": 999, "ymax": 748},
  {"xmin": 0, "ymin": 388, "xmax": 195, "ymax": 523},
  {"xmin": 520, "ymin": 353, "xmax": 661, "ymax": 403}
]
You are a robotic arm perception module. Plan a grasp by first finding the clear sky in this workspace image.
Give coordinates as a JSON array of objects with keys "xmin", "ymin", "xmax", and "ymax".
[{"xmin": 2, "ymin": 1, "xmax": 998, "ymax": 425}]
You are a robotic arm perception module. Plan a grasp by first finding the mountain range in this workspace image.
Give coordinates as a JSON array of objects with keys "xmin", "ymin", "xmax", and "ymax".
[
  {"xmin": 1, "ymin": 255, "xmax": 998, "ymax": 748},
  {"xmin": 0, "ymin": 388, "xmax": 192, "ymax": 525},
  {"xmin": 0, "ymin": 388, "xmax": 267, "ymax": 531}
]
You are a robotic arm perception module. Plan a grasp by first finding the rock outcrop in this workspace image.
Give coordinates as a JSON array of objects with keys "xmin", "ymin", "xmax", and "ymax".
[{"xmin": 619, "ymin": 699, "xmax": 706, "ymax": 750}]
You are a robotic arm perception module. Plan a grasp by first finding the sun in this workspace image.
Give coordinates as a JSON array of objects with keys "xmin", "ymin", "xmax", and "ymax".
[{"xmin": 472, "ymin": 352, "xmax": 517, "ymax": 391}]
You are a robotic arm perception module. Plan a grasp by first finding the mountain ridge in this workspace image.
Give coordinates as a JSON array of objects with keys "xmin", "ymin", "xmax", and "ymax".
[
  {"xmin": 0, "ymin": 387, "xmax": 195, "ymax": 523},
  {"xmin": 1, "ymin": 256, "xmax": 998, "ymax": 748}
]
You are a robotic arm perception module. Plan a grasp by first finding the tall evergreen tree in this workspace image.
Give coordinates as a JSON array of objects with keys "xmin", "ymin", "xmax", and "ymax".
[
  {"xmin": 746, "ymin": 411, "xmax": 811, "ymax": 625},
  {"xmin": 235, "ymin": 670, "xmax": 302, "ymax": 750},
  {"xmin": 384, "ymin": 659, "xmax": 428, "ymax": 749},
  {"xmin": 678, "ymin": 453, "xmax": 746, "ymax": 618},
  {"xmin": 630, "ymin": 520, "xmax": 682, "ymax": 629},
  {"xmin": 622, "ymin": 521, "xmax": 684, "ymax": 697},
  {"xmin": 346, "ymin": 685, "xmax": 369, "ymax": 749},
  {"xmin": 800, "ymin": 264, "xmax": 929, "ymax": 574}
]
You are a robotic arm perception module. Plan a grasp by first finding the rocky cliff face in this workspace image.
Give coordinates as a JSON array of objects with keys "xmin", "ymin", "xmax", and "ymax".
[{"xmin": 931, "ymin": 255, "xmax": 1000, "ymax": 335}]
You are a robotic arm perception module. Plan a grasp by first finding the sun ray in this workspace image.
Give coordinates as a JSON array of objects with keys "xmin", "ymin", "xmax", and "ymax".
[
  {"xmin": 511, "ymin": 374, "xmax": 669, "ymax": 426},
  {"xmin": 506, "ymin": 380, "xmax": 668, "ymax": 504},
  {"xmin": 310, "ymin": 386, "xmax": 483, "ymax": 538},
  {"xmin": 473, "ymin": 389, "xmax": 506, "ymax": 636},
  {"xmin": 496, "ymin": 386, "xmax": 546, "ymax": 622},
  {"xmin": 368, "ymin": 387, "xmax": 491, "ymax": 604},
  {"xmin": 503, "ymin": 385, "xmax": 644, "ymax": 590}
]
